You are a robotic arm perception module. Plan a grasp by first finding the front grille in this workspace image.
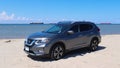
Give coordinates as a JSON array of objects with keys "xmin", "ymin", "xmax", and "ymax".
[
  {"xmin": 29, "ymin": 50, "xmax": 34, "ymax": 54},
  {"xmin": 27, "ymin": 39, "xmax": 34, "ymax": 44},
  {"xmin": 25, "ymin": 44, "xmax": 32, "ymax": 47}
]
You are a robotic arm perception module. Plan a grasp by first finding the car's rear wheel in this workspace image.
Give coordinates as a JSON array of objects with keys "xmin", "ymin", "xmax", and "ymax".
[
  {"xmin": 89, "ymin": 39, "xmax": 98, "ymax": 51},
  {"xmin": 50, "ymin": 44, "xmax": 65, "ymax": 60}
]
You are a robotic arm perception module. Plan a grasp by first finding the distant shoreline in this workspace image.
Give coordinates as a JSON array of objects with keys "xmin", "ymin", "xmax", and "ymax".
[
  {"xmin": 30, "ymin": 22, "xmax": 44, "ymax": 24},
  {"xmin": 0, "ymin": 23, "xmax": 120, "ymax": 25}
]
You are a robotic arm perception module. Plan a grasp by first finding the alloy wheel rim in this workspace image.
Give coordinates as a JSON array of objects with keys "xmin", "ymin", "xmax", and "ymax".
[
  {"xmin": 92, "ymin": 40, "xmax": 98, "ymax": 50},
  {"xmin": 53, "ymin": 46, "xmax": 64, "ymax": 59}
]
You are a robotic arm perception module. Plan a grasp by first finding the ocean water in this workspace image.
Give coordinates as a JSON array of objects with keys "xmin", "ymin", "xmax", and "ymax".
[
  {"xmin": 0, "ymin": 24, "xmax": 120, "ymax": 38},
  {"xmin": 97, "ymin": 24, "xmax": 120, "ymax": 35},
  {"xmin": 0, "ymin": 24, "xmax": 53, "ymax": 39}
]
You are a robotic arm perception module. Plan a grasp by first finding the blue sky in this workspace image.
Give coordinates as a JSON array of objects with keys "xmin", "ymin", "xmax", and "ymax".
[{"xmin": 0, "ymin": 0, "xmax": 120, "ymax": 24}]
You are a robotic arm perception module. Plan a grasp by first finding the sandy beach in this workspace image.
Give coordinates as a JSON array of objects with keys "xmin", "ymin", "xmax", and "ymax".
[{"xmin": 0, "ymin": 35, "xmax": 120, "ymax": 68}]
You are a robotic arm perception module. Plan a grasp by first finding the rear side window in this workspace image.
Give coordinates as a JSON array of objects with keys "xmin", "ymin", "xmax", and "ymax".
[{"xmin": 80, "ymin": 24, "xmax": 93, "ymax": 32}]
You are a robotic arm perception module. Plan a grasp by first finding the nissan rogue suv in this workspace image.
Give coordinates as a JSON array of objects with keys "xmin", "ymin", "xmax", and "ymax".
[{"xmin": 24, "ymin": 21, "xmax": 101, "ymax": 60}]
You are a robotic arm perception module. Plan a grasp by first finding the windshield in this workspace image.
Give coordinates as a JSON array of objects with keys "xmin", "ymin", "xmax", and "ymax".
[{"xmin": 44, "ymin": 24, "xmax": 68, "ymax": 34}]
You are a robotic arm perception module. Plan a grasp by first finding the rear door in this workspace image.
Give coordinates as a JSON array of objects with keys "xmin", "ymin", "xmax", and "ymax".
[{"xmin": 78, "ymin": 24, "xmax": 93, "ymax": 47}]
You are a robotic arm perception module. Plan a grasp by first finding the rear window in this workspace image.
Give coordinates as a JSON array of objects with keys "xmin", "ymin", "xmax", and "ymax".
[{"xmin": 80, "ymin": 24, "xmax": 93, "ymax": 32}]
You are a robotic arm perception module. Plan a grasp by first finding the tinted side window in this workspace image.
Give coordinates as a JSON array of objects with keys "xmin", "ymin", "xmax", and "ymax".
[
  {"xmin": 70, "ymin": 25, "xmax": 79, "ymax": 33},
  {"xmin": 80, "ymin": 24, "xmax": 93, "ymax": 32}
]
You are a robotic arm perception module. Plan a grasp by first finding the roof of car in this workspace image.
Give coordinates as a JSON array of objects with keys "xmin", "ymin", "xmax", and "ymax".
[{"xmin": 58, "ymin": 21, "xmax": 94, "ymax": 25}]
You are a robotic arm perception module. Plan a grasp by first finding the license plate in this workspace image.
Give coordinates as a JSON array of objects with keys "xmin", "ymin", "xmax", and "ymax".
[{"xmin": 25, "ymin": 46, "xmax": 29, "ymax": 51}]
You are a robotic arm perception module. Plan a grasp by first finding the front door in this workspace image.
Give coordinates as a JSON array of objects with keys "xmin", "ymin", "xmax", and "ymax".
[{"xmin": 64, "ymin": 25, "xmax": 81, "ymax": 49}]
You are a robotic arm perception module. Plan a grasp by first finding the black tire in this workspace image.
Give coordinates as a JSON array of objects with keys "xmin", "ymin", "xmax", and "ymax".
[
  {"xmin": 50, "ymin": 44, "xmax": 65, "ymax": 60},
  {"xmin": 89, "ymin": 39, "xmax": 98, "ymax": 51}
]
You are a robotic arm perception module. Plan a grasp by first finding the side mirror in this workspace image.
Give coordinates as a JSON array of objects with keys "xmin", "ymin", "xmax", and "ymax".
[{"xmin": 67, "ymin": 30, "xmax": 74, "ymax": 35}]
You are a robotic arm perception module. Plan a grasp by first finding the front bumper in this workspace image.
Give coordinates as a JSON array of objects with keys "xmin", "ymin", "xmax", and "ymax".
[
  {"xmin": 24, "ymin": 38, "xmax": 54, "ymax": 56},
  {"xmin": 24, "ymin": 44, "xmax": 47, "ymax": 56},
  {"xmin": 24, "ymin": 49, "xmax": 45, "ymax": 56}
]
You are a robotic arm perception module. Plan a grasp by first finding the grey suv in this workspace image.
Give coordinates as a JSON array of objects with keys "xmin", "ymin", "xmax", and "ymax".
[{"xmin": 24, "ymin": 21, "xmax": 101, "ymax": 60}]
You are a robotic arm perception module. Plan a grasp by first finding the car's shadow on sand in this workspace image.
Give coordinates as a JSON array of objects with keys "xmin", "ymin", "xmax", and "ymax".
[
  {"xmin": 27, "ymin": 45, "xmax": 106, "ymax": 62},
  {"xmin": 63, "ymin": 45, "xmax": 106, "ymax": 59}
]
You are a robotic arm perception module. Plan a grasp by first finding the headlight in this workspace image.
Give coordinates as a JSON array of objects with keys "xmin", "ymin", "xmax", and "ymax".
[
  {"xmin": 41, "ymin": 38, "xmax": 50, "ymax": 43},
  {"xmin": 35, "ymin": 38, "xmax": 50, "ymax": 45}
]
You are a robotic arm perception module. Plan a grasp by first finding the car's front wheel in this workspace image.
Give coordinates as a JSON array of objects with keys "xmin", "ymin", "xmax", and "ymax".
[
  {"xmin": 89, "ymin": 39, "xmax": 98, "ymax": 51},
  {"xmin": 50, "ymin": 44, "xmax": 65, "ymax": 60}
]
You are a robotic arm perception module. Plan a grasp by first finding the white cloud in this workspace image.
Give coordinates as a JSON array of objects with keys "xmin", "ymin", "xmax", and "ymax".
[
  {"xmin": 0, "ymin": 11, "xmax": 31, "ymax": 21},
  {"xmin": 16, "ymin": 17, "xmax": 30, "ymax": 20},
  {"xmin": 0, "ymin": 11, "xmax": 15, "ymax": 20}
]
